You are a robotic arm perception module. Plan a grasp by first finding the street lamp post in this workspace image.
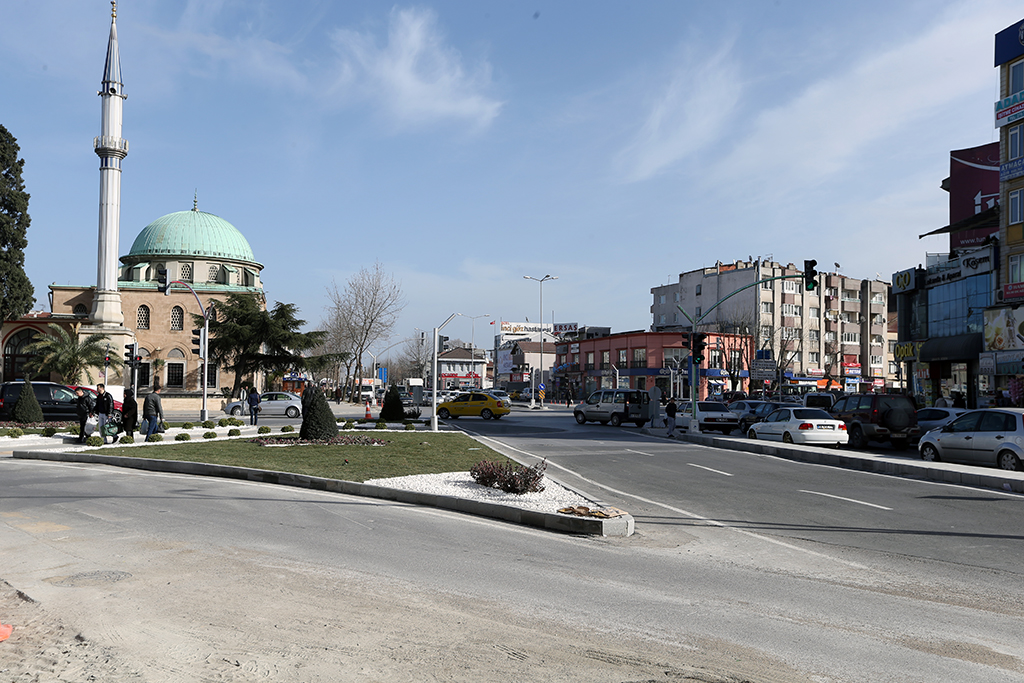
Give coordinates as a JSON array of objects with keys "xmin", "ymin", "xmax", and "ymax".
[
  {"xmin": 458, "ymin": 313, "xmax": 490, "ymax": 388},
  {"xmin": 523, "ymin": 275, "xmax": 557, "ymax": 408},
  {"xmin": 165, "ymin": 280, "xmax": 211, "ymax": 421},
  {"xmin": 431, "ymin": 313, "xmax": 459, "ymax": 432}
]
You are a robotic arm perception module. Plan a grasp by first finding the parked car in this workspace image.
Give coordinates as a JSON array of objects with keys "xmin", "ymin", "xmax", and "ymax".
[
  {"xmin": 748, "ymin": 407, "xmax": 848, "ymax": 447},
  {"xmin": 829, "ymin": 393, "xmax": 920, "ymax": 450},
  {"xmin": 573, "ymin": 389, "xmax": 651, "ymax": 427},
  {"xmin": 802, "ymin": 392, "xmax": 837, "ymax": 410},
  {"xmin": 677, "ymin": 401, "xmax": 740, "ymax": 434},
  {"xmin": 0, "ymin": 381, "xmax": 81, "ymax": 422},
  {"xmin": 727, "ymin": 400, "xmax": 767, "ymax": 432},
  {"xmin": 721, "ymin": 391, "xmax": 747, "ymax": 404},
  {"xmin": 436, "ymin": 392, "xmax": 511, "ymax": 420},
  {"xmin": 746, "ymin": 401, "xmax": 788, "ymax": 429},
  {"xmin": 916, "ymin": 407, "xmax": 968, "ymax": 434},
  {"xmin": 918, "ymin": 408, "xmax": 1024, "ymax": 470},
  {"xmin": 225, "ymin": 391, "xmax": 303, "ymax": 418},
  {"xmin": 487, "ymin": 389, "xmax": 511, "ymax": 401}
]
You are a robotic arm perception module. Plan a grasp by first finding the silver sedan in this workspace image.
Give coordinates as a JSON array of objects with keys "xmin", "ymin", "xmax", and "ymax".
[{"xmin": 225, "ymin": 391, "xmax": 303, "ymax": 419}]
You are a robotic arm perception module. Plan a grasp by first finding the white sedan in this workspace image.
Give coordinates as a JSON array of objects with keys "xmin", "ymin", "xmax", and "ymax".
[{"xmin": 748, "ymin": 407, "xmax": 848, "ymax": 447}]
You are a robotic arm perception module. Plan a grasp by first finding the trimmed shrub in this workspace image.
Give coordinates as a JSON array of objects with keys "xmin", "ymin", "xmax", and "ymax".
[
  {"xmin": 119, "ymin": 435, "xmax": 134, "ymax": 444},
  {"xmin": 379, "ymin": 386, "xmax": 405, "ymax": 421},
  {"xmin": 218, "ymin": 418, "xmax": 230, "ymax": 427},
  {"xmin": 375, "ymin": 421, "xmax": 387, "ymax": 430},
  {"xmin": 299, "ymin": 388, "xmax": 338, "ymax": 441},
  {"xmin": 281, "ymin": 425, "xmax": 294, "ymax": 433},
  {"xmin": 11, "ymin": 379, "xmax": 44, "ymax": 424},
  {"xmin": 182, "ymin": 422, "xmax": 195, "ymax": 430},
  {"xmin": 404, "ymin": 423, "xmax": 416, "ymax": 431},
  {"xmin": 257, "ymin": 425, "xmax": 271, "ymax": 434},
  {"xmin": 175, "ymin": 433, "xmax": 191, "ymax": 441},
  {"xmin": 8, "ymin": 427, "xmax": 24, "ymax": 438},
  {"xmin": 85, "ymin": 435, "xmax": 104, "ymax": 447},
  {"xmin": 228, "ymin": 428, "xmax": 241, "ymax": 437},
  {"xmin": 202, "ymin": 420, "xmax": 215, "ymax": 429},
  {"xmin": 470, "ymin": 459, "xmax": 547, "ymax": 495},
  {"xmin": 147, "ymin": 433, "xmax": 164, "ymax": 442},
  {"xmin": 203, "ymin": 431, "xmax": 218, "ymax": 439},
  {"xmin": 229, "ymin": 418, "xmax": 244, "ymax": 427},
  {"xmin": 42, "ymin": 427, "xmax": 58, "ymax": 437},
  {"xmin": 343, "ymin": 421, "xmax": 355, "ymax": 430}
]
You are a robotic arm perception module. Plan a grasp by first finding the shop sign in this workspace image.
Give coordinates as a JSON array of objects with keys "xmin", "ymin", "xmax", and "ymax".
[
  {"xmin": 569, "ymin": 343, "xmax": 579, "ymax": 353},
  {"xmin": 553, "ymin": 322, "xmax": 578, "ymax": 335},
  {"xmin": 996, "ymin": 88, "xmax": 1024, "ymax": 128},
  {"xmin": 806, "ymin": 368, "xmax": 824, "ymax": 377},
  {"xmin": 979, "ymin": 352, "xmax": 997, "ymax": 375},
  {"xmin": 915, "ymin": 367, "xmax": 931, "ymax": 379},
  {"xmin": 997, "ymin": 359, "xmax": 1024, "ymax": 375},
  {"xmin": 842, "ymin": 362, "xmax": 861, "ymax": 368},
  {"xmin": 960, "ymin": 246, "xmax": 994, "ymax": 276},
  {"xmin": 985, "ymin": 307, "xmax": 1024, "ymax": 350},
  {"xmin": 892, "ymin": 340, "xmax": 924, "ymax": 361},
  {"xmin": 1004, "ymin": 282, "xmax": 1024, "ymax": 300},
  {"xmin": 1002, "ymin": 157, "xmax": 1024, "ymax": 182},
  {"xmin": 873, "ymin": 379, "xmax": 885, "ymax": 387},
  {"xmin": 891, "ymin": 268, "xmax": 917, "ymax": 294},
  {"xmin": 844, "ymin": 366, "xmax": 862, "ymax": 376},
  {"xmin": 872, "ymin": 368, "xmax": 883, "ymax": 377}
]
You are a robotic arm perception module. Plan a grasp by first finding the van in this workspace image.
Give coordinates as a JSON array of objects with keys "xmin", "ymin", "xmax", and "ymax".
[{"xmin": 573, "ymin": 389, "xmax": 651, "ymax": 427}]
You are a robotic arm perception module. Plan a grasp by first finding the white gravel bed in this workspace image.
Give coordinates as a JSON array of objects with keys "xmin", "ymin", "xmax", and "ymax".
[{"xmin": 365, "ymin": 471, "xmax": 591, "ymax": 513}]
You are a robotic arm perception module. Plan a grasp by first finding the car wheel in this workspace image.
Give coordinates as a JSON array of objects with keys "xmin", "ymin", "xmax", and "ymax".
[
  {"xmin": 998, "ymin": 451, "xmax": 1021, "ymax": 471},
  {"xmin": 231, "ymin": 406, "xmax": 242, "ymax": 416},
  {"xmin": 481, "ymin": 408, "xmax": 493, "ymax": 420},
  {"xmin": 574, "ymin": 412, "xmax": 587, "ymax": 425},
  {"xmin": 610, "ymin": 413, "xmax": 622, "ymax": 427},
  {"xmin": 438, "ymin": 408, "xmax": 450, "ymax": 419},
  {"xmin": 748, "ymin": 429, "xmax": 757, "ymax": 439},
  {"xmin": 783, "ymin": 432, "xmax": 794, "ymax": 444},
  {"xmin": 634, "ymin": 420, "xmax": 646, "ymax": 428},
  {"xmin": 920, "ymin": 443, "xmax": 940, "ymax": 462},
  {"xmin": 848, "ymin": 425, "xmax": 866, "ymax": 449},
  {"xmin": 285, "ymin": 406, "xmax": 299, "ymax": 419}
]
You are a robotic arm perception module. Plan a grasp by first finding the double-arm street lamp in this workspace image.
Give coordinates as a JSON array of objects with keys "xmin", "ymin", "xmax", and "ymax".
[
  {"xmin": 457, "ymin": 313, "xmax": 490, "ymax": 387},
  {"xmin": 431, "ymin": 313, "xmax": 459, "ymax": 432},
  {"xmin": 523, "ymin": 275, "xmax": 557, "ymax": 408},
  {"xmin": 164, "ymin": 279, "xmax": 211, "ymax": 421}
]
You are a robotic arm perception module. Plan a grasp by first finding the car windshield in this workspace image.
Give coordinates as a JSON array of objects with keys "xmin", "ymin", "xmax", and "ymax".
[
  {"xmin": 698, "ymin": 402, "xmax": 730, "ymax": 412},
  {"xmin": 793, "ymin": 409, "xmax": 832, "ymax": 420}
]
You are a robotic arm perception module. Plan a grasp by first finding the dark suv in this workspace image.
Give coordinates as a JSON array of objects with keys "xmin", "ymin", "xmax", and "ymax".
[
  {"xmin": 0, "ymin": 381, "xmax": 79, "ymax": 421},
  {"xmin": 829, "ymin": 393, "xmax": 920, "ymax": 450}
]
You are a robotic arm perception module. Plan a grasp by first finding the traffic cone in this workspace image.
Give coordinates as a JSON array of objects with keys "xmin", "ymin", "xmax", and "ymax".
[
  {"xmin": 0, "ymin": 623, "xmax": 12, "ymax": 642},
  {"xmin": 365, "ymin": 402, "xmax": 372, "ymax": 420}
]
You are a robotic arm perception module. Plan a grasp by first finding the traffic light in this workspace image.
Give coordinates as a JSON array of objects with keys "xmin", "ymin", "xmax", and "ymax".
[
  {"xmin": 692, "ymin": 332, "xmax": 708, "ymax": 364},
  {"xmin": 191, "ymin": 328, "xmax": 205, "ymax": 357},
  {"xmin": 124, "ymin": 343, "xmax": 137, "ymax": 367},
  {"xmin": 803, "ymin": 259, "xmax": 818, "ymax": 291},
  {"xmin": 104, "ymin": 354, "xmax": 110, "ymax": 367},
  {"xmin": 157, "ymin": 267, "xmax": 169, "ymax": 294},
  {"xmin": 683, "ymin": 331, "xmax": 691, "ymax": 348}
]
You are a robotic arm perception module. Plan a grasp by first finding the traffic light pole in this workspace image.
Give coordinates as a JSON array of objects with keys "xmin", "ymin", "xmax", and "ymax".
[
  {"xmin": 165, "ymin": 280, "xmax": 211, "ymax": 421},
  {"xmin": 676, "ymin": 270, "xmax": 813, "ymax": 423}
]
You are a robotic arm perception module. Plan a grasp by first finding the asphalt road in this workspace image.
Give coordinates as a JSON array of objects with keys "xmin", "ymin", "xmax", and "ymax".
[{"xmin": 3, "ymin": 407, "xmax": 1024, "ymax": 681}]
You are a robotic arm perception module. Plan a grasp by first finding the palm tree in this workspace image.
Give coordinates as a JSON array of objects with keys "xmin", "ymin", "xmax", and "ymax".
[{"xmin": 22, "ymin": 323, "xmax": 123, "ymax": 384}]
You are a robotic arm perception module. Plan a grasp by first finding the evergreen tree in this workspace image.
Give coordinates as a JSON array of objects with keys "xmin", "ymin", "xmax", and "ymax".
[
  {"xmin": 11, "ymin": 378, "xmax": 44, "ymax": 424},
  {"xmin": 0, "ymin": 125, "xmax": 36, "ymax": 321},
  {"xmin": 300, "ymin": 387, "xmax": 338, "ymax": 441},
  {"xmin": 380, "ymin": 386, "xmax": 405, "ymax": 421}
]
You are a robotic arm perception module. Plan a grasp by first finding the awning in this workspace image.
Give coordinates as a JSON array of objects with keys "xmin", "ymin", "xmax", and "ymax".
[
  {"xmin": 222, "ymin": 265, "xmax": 237, "ymax": 273},
  {"xmin": 918, "ymin": 333, "xmax": 982, "ymax": 363}
]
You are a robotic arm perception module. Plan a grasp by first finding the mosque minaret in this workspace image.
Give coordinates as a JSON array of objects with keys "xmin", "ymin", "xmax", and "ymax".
[{"xmin": 89, "ymin": 1, "xmax": 128, "ymax": 328}]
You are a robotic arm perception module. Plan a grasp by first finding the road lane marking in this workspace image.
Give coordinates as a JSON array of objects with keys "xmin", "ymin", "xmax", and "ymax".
[
  {"xmin": 688, "ymin": 463, "xmax": 733, "ymax": 476},
  {"xmin": 799, "ymin": 490, "xmax": 892, "ymax": 510},
  {"xmin": 468, "ymin": 433, "xmax": 867, "ymax": 569},
  {"xmin": 625, "ymin": 449, "xmax": 653, "ymax": 457}
]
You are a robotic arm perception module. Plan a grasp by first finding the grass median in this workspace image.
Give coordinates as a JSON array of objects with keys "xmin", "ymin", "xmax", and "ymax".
[{"xmin": 86, "ymin": 431, "xmax": 510, "ymax": 482}]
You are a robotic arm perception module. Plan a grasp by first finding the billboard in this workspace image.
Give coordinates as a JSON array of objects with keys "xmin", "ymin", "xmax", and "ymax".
[
  {"xmin": 949, "ymin": 144, "xmax": 999, "ymax": 227},
  {"xmin": 995, "ymin": 19, "xmax": 1024, "ymax": 67}
]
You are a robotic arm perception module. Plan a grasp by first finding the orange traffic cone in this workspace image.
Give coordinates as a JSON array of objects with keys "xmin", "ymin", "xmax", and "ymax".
[
  {"xmin": 0, "ymin": 623, "xmax": 12, "ymax": 642},
  {"xmin": 365, "ymin": 402, "xmax": 372, "ymax": 420}
]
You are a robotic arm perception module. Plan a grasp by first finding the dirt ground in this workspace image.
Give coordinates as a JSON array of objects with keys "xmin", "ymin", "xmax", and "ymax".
[{"xmin": 0, "ymin": 544, "xmax": 815, "ymax": 683}]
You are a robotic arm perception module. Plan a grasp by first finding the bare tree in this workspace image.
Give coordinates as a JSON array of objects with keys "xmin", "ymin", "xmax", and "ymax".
[
  {"xmin": 758, "ymin": 322, "xmax": 804, "ymax": 393},
  {"xmin": 326, "ymin": 262, "xmax": 406, "ymax": 402}
]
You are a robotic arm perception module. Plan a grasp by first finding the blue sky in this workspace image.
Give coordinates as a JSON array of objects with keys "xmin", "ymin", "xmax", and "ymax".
[{"xmin": 2, "ymin": 0, "xmax": 1021, "ymax": 354}]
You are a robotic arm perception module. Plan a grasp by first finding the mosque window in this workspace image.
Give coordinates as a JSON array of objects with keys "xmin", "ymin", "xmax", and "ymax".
[
  {"xmin": 137, "ymin": 348, "xmax": 151, "ymax": 387},
  {"xmin": 181, "ymin": 263, "xmax": 193, "ymax": 282},
  {"xmin": 170, "ymin": 306, "xmax": 184, "ymax": 331},
  {"xmin": 73, "ymin": 304, "xmax": 88, "ymax": 317},
  {"xmin": 208, "ymin": 265, "xmax": 220, "ymax": 283},
  {"xmin": 205, "ymin": 362, "xmax": 218, "ymax": 388},
  {"xmin": 137, "ymin": 305, "xmax": 150, "ymax": 330},
  {"xmin": 166, "ymin": 349, "xmax": 185, "ymax": 388}
]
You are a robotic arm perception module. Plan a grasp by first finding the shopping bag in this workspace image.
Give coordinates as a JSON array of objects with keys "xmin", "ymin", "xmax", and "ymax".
[{"xmin": 84, "ymin": 416, "xmax": 98, "ymax": 436}]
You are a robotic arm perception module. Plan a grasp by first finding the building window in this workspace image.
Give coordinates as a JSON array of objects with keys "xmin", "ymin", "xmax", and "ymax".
[
  {"xmin": 825, "ymin": 287, "xmax": 838, "ymax": 298},
  {"xmin": 208, "ymin": 265, "xmax": 220, "ymax": 282},
  {"xmin": 809, "ymin": 307, "xmax": 820, "ymax": 318},
  {"xmin": 1011, "ymin": 189, "xmax": 1023, "ymax": 225},
  {"xmin": 659, "ymin": 314, "xmax": 666, "ymax": 325},
  {"xmin": 618, "ymin": 349, "xmax": 627, "ymax": 366},
  {"xmin": 1012, "ymin": 60, "xmax": 1024, "ymax": 96},
  {"xmin": 170, "ymin": 306, "xmax": 184, "ymax": 331},
  {"xmin": 842, "ymin": 332, "xmax": 860, "ymax": 344},
  {"xmin": 842, "ymin": 289, "xmax": 860, "ymax": 301},
  {"xmin": 1011, "ymin": 254, "xmax": 1023, "ymax": 284},
  {"xmin": 695, "ymin": 306, "xmax": 701, "ymax": 318},
  {"xmin": 137, "ymin": 305, "xmax": 150, "ymax": 330},
  {"xmin": 659, "ymin": 294, "xmax": 666, "ymax": 304},
  {"xmin": 695, "ymin": 284, "xmax": 702, "ymax": 296},
  {"xmin": 781, "ymin": 326, "xmax": 802, "ymax": 340},
  {"xmin": 824, "ymin": 331, "xmax": 836, "ymax": 343},
  {"xmin": 871, "ymin": 334, "xmax": 884, "ymax": 345},
  {"xmin": 673, "ymin": 312, "xmax": 679, "ymax": 323},
  {"xmin": 871, "ymin": 355, "xmax": 883, "ymax": 366},
  {"xmin": 709, "ymin": 349, "xmax": 722, "ymax": 368},
  {"xmin": 873, "ymin": 314, "xmax": 886, "ymax": 325},
  {"xmin": 808, "ymin": 330, "xmax": 820, "ymax": 342},
  {"xmin": 781, "ymin": 304, "xmax": 802, "ymax": 317},
  {"xmin": 782, "ymin": 280, "xmax": 799, "ymax": 293},
  {"xmin": 166, "ymin": 363, "xmax": 184, "ymax": 387},
  {"xmin": 73, "ymin": 304, "xmax": 88, "ymax": 317},
  {"xmin": 674, "ymin": 292, "xmax": 680, "ymax": 302},
  {"xmin": 762, "ymin": 280, "xmax": 772, "ymax": 290},
  {"xmin": 205, "ymin": 362, "xmax": 218, "ymax": 388},
  {"xmin": 809, "ymin": 352, "xmax": 820, "ymax": 364},
  {"xmin": 181, "ymin": 263, "xmax": 193, "ymax": 282},
  {"xmin": 761, "ymin": 302, "xmax": 774, "ymax": 314},
  {"xmin": 889, "ymin": 361, "xmax": 900, "ymax": 374},
  {"xmin": 790, "ymin": 352, "xmax": 801, "ymax": 364},
  {"xmin": 870, "ymin": 293, "xmax": 884, "ymax": 304},
  {"xmin": 1011, "ymin": 124, "xmax": 1023, "ymax": 161}
]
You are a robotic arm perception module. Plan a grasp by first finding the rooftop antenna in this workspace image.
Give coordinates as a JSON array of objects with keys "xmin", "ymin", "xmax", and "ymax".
[{"xmin": 193, "ymin": 189, "xmax": 198, "ymax": 211}]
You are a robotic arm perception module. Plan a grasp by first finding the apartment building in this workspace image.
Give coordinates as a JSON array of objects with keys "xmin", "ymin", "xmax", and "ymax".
[{"xmin": 651, "ymin": 259, "xmax": 892, "ymax": 392}]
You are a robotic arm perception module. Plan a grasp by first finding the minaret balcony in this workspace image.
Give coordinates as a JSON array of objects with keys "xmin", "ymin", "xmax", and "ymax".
[{"xmin": 94, "ymin": 135, "xmax": 129, "ymax": 155}]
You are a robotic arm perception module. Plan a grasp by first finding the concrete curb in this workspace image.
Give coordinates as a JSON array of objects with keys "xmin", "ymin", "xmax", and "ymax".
[
  {"xmin": 641, "ymin": 428, "xmax": 1024, "ymax": 493},
  {"xmin": 11, "ymin": 450, "xmax": 634, "ymax": 537}
]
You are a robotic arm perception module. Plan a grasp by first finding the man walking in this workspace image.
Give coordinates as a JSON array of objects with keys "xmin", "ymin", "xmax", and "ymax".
[
  {"xmin": 74, "ymin": 387, "xmax": 94, "ymax": 444},
  {"xmin": 95, "ymin": 383, "xmax": 114, "ymax": 444},
  {"xmin": 142, "ymin": 385, "xmax": 164, "ymax": 442},
  {"xmin": 665, "ymin": 397, "xmax": 678, "ymax": 437},
  {"xmin": 247, "ymin": 386, "xmax": 261, "ymax": 425}
]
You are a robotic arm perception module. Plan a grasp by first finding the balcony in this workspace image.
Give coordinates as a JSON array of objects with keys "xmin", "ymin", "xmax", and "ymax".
[
  {"xmin": 584, "ymin": 363, "xmax": 595, "ymax": 370},
  {"xmin": 93, "ymin": 135, "xmax": 129, "ymax": 154},
  {"xmin": 630, "ymin": 360, "xmax": 648, "ymax": 369}
]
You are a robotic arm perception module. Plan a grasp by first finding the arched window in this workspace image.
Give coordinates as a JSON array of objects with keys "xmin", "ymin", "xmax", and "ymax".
[
  {"xmin": 136, "ymin": 347, "xmax": 151, "ymax": 387},
  {"xmin": 166, "ymin": 348, "xmax": 185, "ymax": 387},
  {"xmin": 208, "ymin": 265, "xmax": 220, "ymax": 283},
  {"xmin": 3, "ymin": 328, "xmax": 40, "ymax": 380},
  {"xmin": 170, "ymin": 306, "xmax": 184, "ymax": 331},
  {"xmin": 180, "ymin": 263, "xmax": 193, "ymax": 282},
  {"xmin": 73, "ymin": 304, "xmax": 88, "ymax": 317},
  {"xmin": 137, "ymin": 305, "xmax": 150, "ymax": 330}
]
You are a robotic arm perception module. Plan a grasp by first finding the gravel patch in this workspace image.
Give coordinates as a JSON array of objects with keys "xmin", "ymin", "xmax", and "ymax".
[{"xmin": 366, "ymin": 471, "xmax": 591, "ymax": 513}]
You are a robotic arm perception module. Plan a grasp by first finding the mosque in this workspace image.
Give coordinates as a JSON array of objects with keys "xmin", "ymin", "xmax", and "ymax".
[{"xmin": 0, "ymin": 4, "xmax": 265, "ymax": 410}]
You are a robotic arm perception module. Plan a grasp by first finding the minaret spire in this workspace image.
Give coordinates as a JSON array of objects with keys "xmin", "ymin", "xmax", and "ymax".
[{"xmin": 90, "ymin": 1, "xmax": 128, "ymax": 327}]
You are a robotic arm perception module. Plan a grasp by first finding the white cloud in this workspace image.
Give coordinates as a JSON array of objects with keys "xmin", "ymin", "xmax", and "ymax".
[
  {"xmin": 328, "ymin": 7, "xmax": 503, "ymax": 130},
  {"xmin": 615, "ymin": 41, "xmax": 740, "ymax": 183}
]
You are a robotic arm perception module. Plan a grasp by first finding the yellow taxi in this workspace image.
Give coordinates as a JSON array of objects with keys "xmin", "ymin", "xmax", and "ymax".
[{"xmin": 436, "ymin": 391, "xmax": 511, "ymax": 420}]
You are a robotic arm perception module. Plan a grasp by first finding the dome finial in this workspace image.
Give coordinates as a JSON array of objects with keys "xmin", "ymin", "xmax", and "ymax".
[
  {"xmin": 193, "ymin": 189, "xmax": 198, "ymax": 212},
  {"xmin": 111, "ymin": 1, "xmax": 116, "ymax": 20}
]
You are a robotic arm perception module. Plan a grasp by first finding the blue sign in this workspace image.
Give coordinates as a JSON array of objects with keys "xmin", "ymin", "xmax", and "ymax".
[
  {"xmin": 378, "ymin": 367, "xmax": 388, "ymax": 383},
  {"xmin": 1002, "ymin": 157, "xmax": 1024, "ymax": 182},
  {"xmin": 995, "ymin": 19, "xmax": 1024, "ymax": 67},
  {"xmin": 538, "ymin": 382, "xmax": 545, "ymax": 390}
]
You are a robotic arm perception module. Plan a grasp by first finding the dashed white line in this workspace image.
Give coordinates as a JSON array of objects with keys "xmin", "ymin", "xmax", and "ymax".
[
  {"xmin": 625, "ymin": 449, "xmax": 653, "ymax": 457},
  {"xmin": 688, "ymin": 463, "xmax": 733, "ymax": 477},
  {"xmin": 799, "ymin": 490, "xmax": 892, "ymax": 510}
]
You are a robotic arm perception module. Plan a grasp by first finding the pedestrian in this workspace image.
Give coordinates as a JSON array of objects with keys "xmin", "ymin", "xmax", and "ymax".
[
  {"xmin": 74, "ymin": 387, "xmax": 94, "ymax": 444},
  {"xmin": 934, "ymin": 394, "xmax": 950, "ymax": 408},
  {"xmin": 142, "ymin": 385, "xmax": 164, "ymax": 441},
  {"xmin": 95, "ymin": 383, "xmax": 114, "ymax": 444},
  {"xmin": 665, "ymin": 397, "xmax": 678, "ymax": 437},
  {"xmin": 247, "ymin": 386, "xmax": 261, "ymax": 425},
  {"xmin": 121, "ymin": 388, "xmax": 138, "ymax": 439},
  {"xmin": 952, "ymin": 392, "xmax": 966, "ymax": 409}
]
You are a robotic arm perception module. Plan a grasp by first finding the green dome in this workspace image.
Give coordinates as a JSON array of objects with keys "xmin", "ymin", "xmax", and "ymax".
[{"xmin": 127, "ymin": 209, "xmax": 257, "ymax": 263}]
